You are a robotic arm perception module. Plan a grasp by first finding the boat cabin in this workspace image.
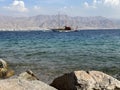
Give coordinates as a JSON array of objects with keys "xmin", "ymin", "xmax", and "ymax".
[{"xmin": 64, "ymin": 26, "xmax": 71, "ymax": 30}]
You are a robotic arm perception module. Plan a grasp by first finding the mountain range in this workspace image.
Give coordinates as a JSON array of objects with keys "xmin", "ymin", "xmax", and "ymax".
[{"xmin": 0, "ymin": 15, "xmax": 120, "ymax": 31}]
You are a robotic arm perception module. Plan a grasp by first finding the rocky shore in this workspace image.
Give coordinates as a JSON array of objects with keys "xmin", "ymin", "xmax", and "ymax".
[{"xmin": 0, "ymin": 59, "xmax": 120, "ymax": 90}]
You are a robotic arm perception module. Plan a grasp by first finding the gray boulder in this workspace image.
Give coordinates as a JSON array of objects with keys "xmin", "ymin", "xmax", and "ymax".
[
  {"xmin": 51, "ymin": 70, "xmax": 120, "ymax": 90},
  {"xmin": 0, "ymin": 79, "xmax": 57, "ymax": 90},
  {"xmin": 0, "ymin": 70, "xmax": 57, "ymax": 90},
  {"xmin": 18, "ymin": 70, "xmax": 39, "ymax": 80}
]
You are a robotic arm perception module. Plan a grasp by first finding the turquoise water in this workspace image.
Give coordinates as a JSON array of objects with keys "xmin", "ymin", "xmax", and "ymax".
[{"xmin": 0, "ymin": 30, "xmax": 120, "ymax": 83}]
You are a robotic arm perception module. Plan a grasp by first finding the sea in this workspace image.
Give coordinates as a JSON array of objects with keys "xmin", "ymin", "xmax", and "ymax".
[{"xmin": 0, "ymin": 29, "xmax": 120, "ymax": 83}]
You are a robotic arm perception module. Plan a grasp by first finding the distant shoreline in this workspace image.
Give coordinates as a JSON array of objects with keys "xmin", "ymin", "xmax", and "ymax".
[{"xmin": 0, "ymin": 28, "xmax": 120, "ymax": 31}]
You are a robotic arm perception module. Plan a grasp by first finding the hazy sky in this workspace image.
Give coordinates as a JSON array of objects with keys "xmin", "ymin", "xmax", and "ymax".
[{"xmin": 0, "ymin": 0, "xmax": 120, "ymax": 18}]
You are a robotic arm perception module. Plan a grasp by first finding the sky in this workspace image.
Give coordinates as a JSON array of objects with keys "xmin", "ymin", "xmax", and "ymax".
[{"xmin": 0, "ymin": 0, "xmax": 120, "ymax": 18}]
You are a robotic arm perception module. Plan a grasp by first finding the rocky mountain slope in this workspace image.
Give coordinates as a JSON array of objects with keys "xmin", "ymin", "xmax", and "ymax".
[{"xmin": 0, "ymin": 15, "xmax": 120, "ymax": 31}]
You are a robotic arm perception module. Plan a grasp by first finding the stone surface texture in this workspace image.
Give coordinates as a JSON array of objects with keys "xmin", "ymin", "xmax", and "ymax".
[
  {"xmin": 51, "ymin": 70, "xmax": 120, "ymax": 90},
  {"xmin": 0, "ymin": 79, "xmax": 57, "ymax": 90}
]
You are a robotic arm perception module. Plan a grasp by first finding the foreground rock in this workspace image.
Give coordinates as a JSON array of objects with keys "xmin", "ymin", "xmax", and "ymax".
[
  {"xmin": 0, "ymin": 69, "xmax": 57, "ymax": 90},
  {"xmin": 0, "ymin": 79, "xmax": 57, "ymax": 90},
  {"xmin": 0, "ymin": 70, "xmax": 57, "ymax": 90},
  {"xmin": 18, "ymin": 70, "xmax": 39, "ymax": 80},
  {"xmin": 51, "ymin": 70, "xmax": 120, "ymax": 90}
]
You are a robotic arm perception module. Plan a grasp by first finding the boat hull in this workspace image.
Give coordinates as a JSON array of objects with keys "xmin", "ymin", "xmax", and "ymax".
[{"xmin": 52, "ymin": 29, "xmax": 77, "ymax": 32}]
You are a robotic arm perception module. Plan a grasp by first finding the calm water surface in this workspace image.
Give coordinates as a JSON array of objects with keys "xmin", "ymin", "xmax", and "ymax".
[{"xmin": 0, "ymin": 30, "xmax": 120, "ymax": 83}]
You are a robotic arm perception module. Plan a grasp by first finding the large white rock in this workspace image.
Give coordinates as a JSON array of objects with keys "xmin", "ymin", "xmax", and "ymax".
[
  {"xmin": 51, "ymin": 70, "xmax": 120, "ymax": 90},
  {"xmin": 0, "ymin": 79, "xmax": 57, "ymax": 90}
]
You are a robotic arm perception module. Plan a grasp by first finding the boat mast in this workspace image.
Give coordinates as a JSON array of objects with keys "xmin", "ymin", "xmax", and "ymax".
[{"xmin": 58, "ymin": 12, "xmax": 60, "ymax": 28}]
